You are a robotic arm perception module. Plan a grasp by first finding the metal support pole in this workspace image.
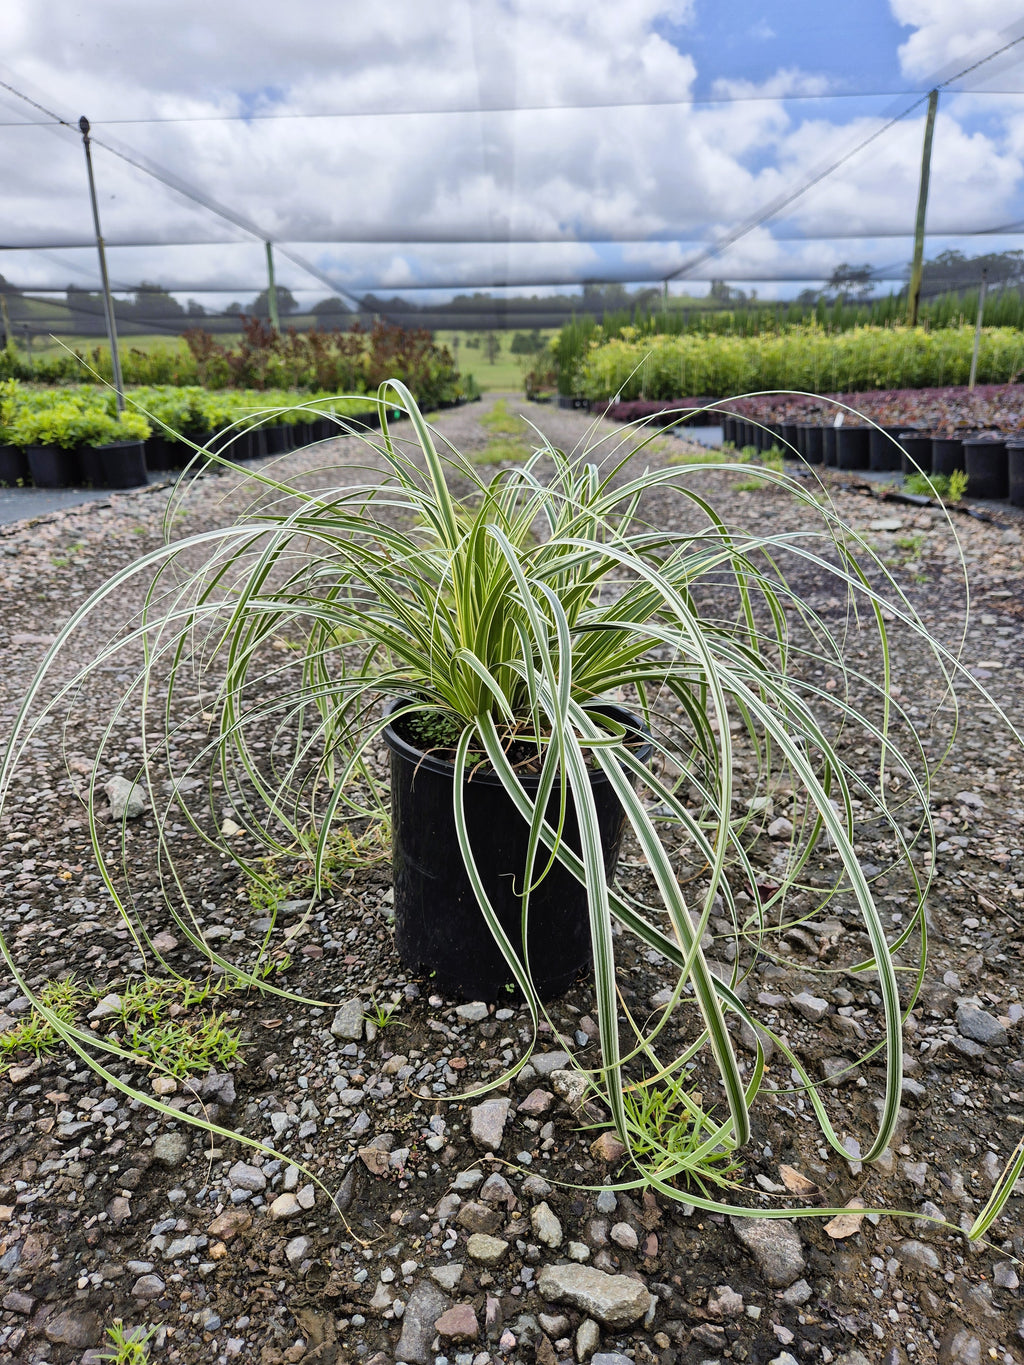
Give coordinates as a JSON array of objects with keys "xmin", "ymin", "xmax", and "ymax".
[
  {"xmin": 969, "ymin": 268, "xmax": 988, "ymax": 390},
  {"xmin": 907, "ymin": 89, "xmax": 938, "ymax": 328},
  {"xmin": 79, "ymin": 117, "xmax": 124, "ymax": 411},
  {"xmin": 265, "ymin": 241, "xmax": 280, "ymax": 331},
  {"xmin": 0, "ymin": 291, "xmax": 12, "ymax": 351}
]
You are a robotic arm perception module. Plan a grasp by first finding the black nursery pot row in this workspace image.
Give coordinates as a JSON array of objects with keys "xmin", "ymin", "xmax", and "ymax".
[
  {"xmin": 721, "ymin": 413, "xmax": 1024, "ymax": 504},
  {"xmin": 0, "ymin": 414, "xmax": 381, "ymax": 491}
]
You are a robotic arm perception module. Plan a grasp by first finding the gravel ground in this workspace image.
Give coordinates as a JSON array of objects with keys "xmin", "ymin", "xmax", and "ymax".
[{"xmin": 0, "ymin": 395, "xmax": 1022, "ymax": 1365}]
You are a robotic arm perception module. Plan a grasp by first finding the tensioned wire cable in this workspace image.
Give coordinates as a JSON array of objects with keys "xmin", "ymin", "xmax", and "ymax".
[
  {"xmin": 663, "ymin": 29, "xmax": 1024, "ymax": 284},
  {"xmin": 2, "ymin": 29, "xmax": 1024, "ymax": 302},
  {"xmin": 2, "ymin": 87, "xmax": 1024, "ymax": 127}
]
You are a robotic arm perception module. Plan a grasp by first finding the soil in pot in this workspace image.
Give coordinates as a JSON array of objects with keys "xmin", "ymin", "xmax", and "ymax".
[
  {"xmin": 383, "ymin": 701, "xmax": 652, "ymax": 1003},
  {"xmin": 963, "ymin": 437, "xmax": 1008, "ymax": 500},
  {"xmin": 835, "ymin": 426, "xmax": 869, "ymax": 471},
  {"xmin": 26, "ymin": 444, "xmax": 79, "ymax": 489}
]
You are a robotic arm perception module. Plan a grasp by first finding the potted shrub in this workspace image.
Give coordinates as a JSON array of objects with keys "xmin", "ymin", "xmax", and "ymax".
[
  {"xmin": 7, "ymin": 393, "xmax": 85, "ymax": 487},
  {"xmin": 75, "ymin": 408, "xmax": 151, "ymax": 488},
  {"xmin": 0, "ymin": 379, "xmax": 29, "ymax": 486},
  {"xmin": 4, "ymin": 380, "xmax": 1018, "ymax": 1231}
]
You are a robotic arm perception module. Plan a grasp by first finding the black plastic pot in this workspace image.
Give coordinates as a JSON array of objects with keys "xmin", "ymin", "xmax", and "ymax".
[
  {"xmin": 26, "ymin": 444, "xmax": 79, "ymax": 488},
  {"xmin": 898, "ymin": 433, "xmax": 932, "ymax": 476},
  {"xmin": 779, "ymin": 422, "xmax": 800, "ymax": 454},
  {"xmin": 835, "ymin": 426, "xmax": 870, "ymax": 471},
  {"xmin": 83, "ymin": 440, "xmax": 148, "ymax": 489},
  {"xmin": 796, "ymin": 424, "xmax": 823, "ymax": 465},
  {"xmin": 0, "ymin": 444, "xmax": 29, "ymax": 486},
  {"xmin": 384, "ymin": 700, "xmax": 652, "ymax": 1002},
  {"xmin": 964, "ymin": 438, "xmax": 1008, "ymax": 500},
  {"xmin": 262, "ymin": 425, "xmax": 291, "ymax": 456},
  {"xmin": 930, "ymin": 437, "xmax": 965, "ymax": 478},
  {"xmin": 823, "ymin": 427, "xmax": 837, "ymax": 467},
  {"xmin": 145, "ymin": 436, "xmax": 185, "ymax": 472},
  {"xmin": 868, "ymin": 425, "xmax": 907, "ymax": 472},
  {"xmin": 722, "ymin": 415, "xmax": 738, "ymax": 445},
  {"xmin": 1006, "ymin": 441, "xmax": 1024, "ymax": 508}
]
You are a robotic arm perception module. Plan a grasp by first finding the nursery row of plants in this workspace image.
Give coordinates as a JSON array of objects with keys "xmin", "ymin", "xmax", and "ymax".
[
  {"xmin": 553, "ymin": 323, "xmax": 1024, "ymax": 398},
  {"xmin": 0, "ymin": 380, "xmax": 383, "ymax": 489},
  {"xmin": 720, "ymin": 412, "xmax": 1024, "ymax": 505},
  {"xmin": 0, "ymin": 317, "xmax": 472, "ymax": 409},
  {"xmin": 587, "ymin": 286, "xmax": 1024, "ymax": 343}
]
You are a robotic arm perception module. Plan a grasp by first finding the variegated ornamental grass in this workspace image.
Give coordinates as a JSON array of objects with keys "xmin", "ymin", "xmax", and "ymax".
[{"xmin": 2, "ymin": 381, "xmax": 1020, "ymax": 1234}]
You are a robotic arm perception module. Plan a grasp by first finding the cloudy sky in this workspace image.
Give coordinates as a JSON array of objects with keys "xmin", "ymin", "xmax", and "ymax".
[{"xmin": 2, "ymin": 0, "xmax": 1024, "ymax": 308}]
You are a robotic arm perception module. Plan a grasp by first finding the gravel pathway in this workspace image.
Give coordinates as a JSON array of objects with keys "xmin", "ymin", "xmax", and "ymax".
[{"xmin": 0, "ymin": 394, "xmax": 1021, "ymax": 1365}]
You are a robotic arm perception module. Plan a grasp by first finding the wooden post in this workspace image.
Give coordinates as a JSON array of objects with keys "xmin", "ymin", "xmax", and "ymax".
[{"xmin": 907, "ymin": 90, "xmax": 939, "ymax": 328}]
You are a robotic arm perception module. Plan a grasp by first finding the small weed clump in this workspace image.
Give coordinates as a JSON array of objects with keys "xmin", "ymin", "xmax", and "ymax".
[
  {"xmin": 904, "ymin": 469, "xmax": 968, "ymax": 502},
  {"xmin": 0, "ymin": 972, "xmax": 249, "ymax": 1080},
  {"xmin": 245, "ymin": 821, "xmax": 390, "ymax": 913},
  {"xmin": 98, "ymin": 1320, "xmax": 156, "ymax": 1364}
]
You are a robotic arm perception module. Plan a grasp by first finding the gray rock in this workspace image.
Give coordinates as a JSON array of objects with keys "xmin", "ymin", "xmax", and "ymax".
[
  {"xmin": 269, "ymin": 1192, "xmax": 301, "ymax": 1220},
  {"xmin": 610, "ymin": 1222, "xmax": 638, "ymax": 1251},
  {"xmin": 769, "ymin": 1355, "xmax": 801, "ymax": 1365},
  {"xmin": 285, "ymin": 1236, "xmax": 311, "ymax": 1265},
  {"xmin": 430, "ymin": 1263, "xmax": 464, "ymax": 1292},
  {"xmin": 536, "ymin": 1263, "xmax": 650, "ymax": 1328},
  {"xmin": 780, "ymin": 1278, "xmax": 812, "ymax": 1306},
  {"xmin": 790, "ymin": 991, "xmax": 829, "ymax": 1022},
  {"xmin": 470, "ymin": 1097, "xmax": 510, "ymax": 1151},
  {"xmin": 451, "ymin": 1169, "xmax": 484, "ymax": 1192},
  {"xmin": 550, "ymin": 1069, "xmax": 588, "ymax": 1107},
  {"xmin": 131, "ymin": 1274, "xmax": 165, "ymax": 1300},
  {"xmin": 898, "ymin": 1240, "xmax": 941, "ymax": 1272},
  {"xmin": 532, "ymin": 1051, "xmax": 572, "ymax": 1075},
  {"xmin": 706, "ymin": 1284, "xmax": 744, "ymax": 1317},
  {"xmin": 730, "ymin": 1217, "xmax": 805, "ymax": 1287},
  {"xmin": 228, "ymin": 1160, "xmax": 266, "ymax": 1193},
  {"xmin": 592, "ymin": 1355, "xmax": 633, "ymax": 1365},
  {"xmin": 531, "ymin": 1201, "xmax": 563, "ymax": 1248},
  {"xmin": 455, "ymin": 1002, "xmax": 489, "ymax": 1023},
  {"xmin": 330, "ymin": 999, "xmax": 365, "ymax": 1041},
  {"xmin": 200, "ymin": 1072, "xmax": 236, "ymax": 1106},
  {"xmin": 394, "ymin": 1281, "xmax": 451, "ymax": 1365},
  {"xmin": 522, "ymin": 1174, "xmax": 553, "ymax": 1198},
  {"xmin": 105, "ymin": 775, "xmax": 148, "ymax": 820},
  {"xmin": 44, "ymin": 1309, "xmax": 103, "ymax": 1348},
  {"xmin": 595, "ymin": 1188, "xmax": 617, "ymax": 1215},
  {"xmin": 577, "ymin": 1319, "xmax": 601, "ymax": 1362},
  {"xmin": 994, "ymin": 1261, "xmax": 1019, "ymax": 1291},
  {"xmin": 479, "ymin": 1173, "xmax": 516, "ymax": 1205},
  {"xmin": 956, "ymin": 1003, "xmax": 1007, "ymax": 1048},
  {"xmin": 466, "ymin": 1233, "xmax": 509, "ymax": 1266},
  {"xmin": 937, "ymin": 1327, "xmax": 982, "ymax": 1365},
  {"xmin": 151, "ymin": 1131, "xmax": 189, "ymax": 1167}
]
